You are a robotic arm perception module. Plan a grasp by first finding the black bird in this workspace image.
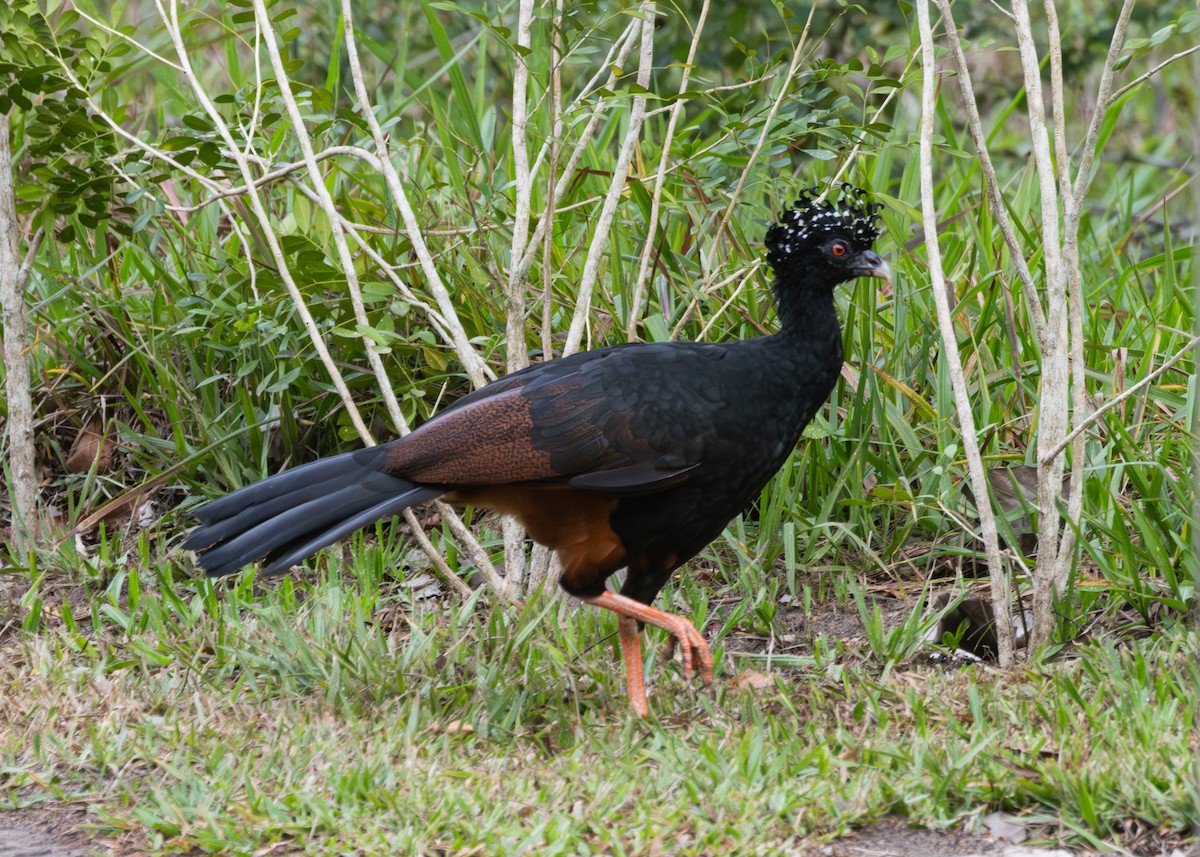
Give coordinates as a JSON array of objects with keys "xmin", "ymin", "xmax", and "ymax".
[{"xmin": 185, "ymin": 185, "xmax": 889, "ymax": 716}]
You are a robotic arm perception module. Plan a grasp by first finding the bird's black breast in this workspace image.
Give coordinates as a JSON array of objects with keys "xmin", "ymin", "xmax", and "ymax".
[
  {"xmin": 597, "ymin": 334, "xmax": 843, "ymax": 604},
  {"xmin": 428, "ymin": 324, "xmax": 844, "ymax": 606}
]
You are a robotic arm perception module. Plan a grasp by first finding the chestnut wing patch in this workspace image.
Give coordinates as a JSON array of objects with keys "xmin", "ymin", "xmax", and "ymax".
[
  {"xmin": 383, "ymin": 390, "xmax": 561, "ymax": 484},
  {"xmin": 383, "ymin": 347, "xmax": 708, "ymax": 492}
]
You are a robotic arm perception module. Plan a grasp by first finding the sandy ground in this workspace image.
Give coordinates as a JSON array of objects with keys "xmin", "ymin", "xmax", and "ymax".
[{"xmin": 0, "ymin": 805, "xmax": 93, "ymax": 857}]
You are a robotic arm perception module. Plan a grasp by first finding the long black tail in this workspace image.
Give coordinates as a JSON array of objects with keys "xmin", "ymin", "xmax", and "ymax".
[{"xmin": 184, "ymin": 445, "xmax": 445, "ymax": 578}]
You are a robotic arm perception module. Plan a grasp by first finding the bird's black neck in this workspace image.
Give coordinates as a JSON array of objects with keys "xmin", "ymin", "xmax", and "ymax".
[{"xmin": 771, "ymin": 271, "xmax": 841, "ymax": 344}]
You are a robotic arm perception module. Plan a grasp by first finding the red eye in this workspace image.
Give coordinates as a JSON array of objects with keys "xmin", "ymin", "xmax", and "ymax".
[{"xmin": 831, "ymin": 242, "xmax": 848, "ymax": 257}]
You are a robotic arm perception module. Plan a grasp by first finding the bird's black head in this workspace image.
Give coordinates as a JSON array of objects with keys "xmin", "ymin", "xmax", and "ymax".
[{"xmin": 765, "ymin": 184, "xmax": 889, "ymax": 290}]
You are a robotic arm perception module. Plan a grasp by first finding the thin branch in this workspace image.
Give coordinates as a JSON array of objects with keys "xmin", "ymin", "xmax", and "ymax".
[
  {"xmin": 65, "ymin": 8, "xmax": 181, "ymax": 69},
  {"xmin": 1050, "ymin": 0, "xmax": 1135, "ymax": 639},
  {"xmin": 1011, "ymin": 0, "xmax": 1071, "ymax": 647},
  {"xmin": 1040, "ymin": 334, "xmax": 1200, "ymax": 465},
  {"xmin": 505, "ymin": 0, "xmax": 536, "ymax": 375},
  {"xmin": 932, "ymin": 0, "xmax": 1047, "ymax": 341},
  {"xmin": 497, "ymin": 0, "xmax": 538, "ymax": 589},
  {"xmin": 286, "ymin": 181, "xmax": 457, "ymax": 341},
  {"xmin": 626, "ymin": 0, "xmax": 711, "ymax": 338},
  {"xmin": 508, "ymin": 20, "xmax": 642, "ymax": 296},
  {"xmin": 670, "ymin": 264, "xmax": 759, "ymax": 340},
  {"xmin": 435, "ymin": 501, "xmax": 512, "ymax": 597},
  {"xmin": 286, "ymin": 193, "xmax": 494, "ymax": 600},
  {"xmin": 562, "ymin": 1, "xmax": 656, "ymax": 356},
  {"xmin": 660, "ymin": 75, "xmax": 773, "ymax": 99},
  {"xmin": 252, "ymin": 0, "xmax": 410, "ymax": 438},
  {"xmin": 341, "ymin": 0, "xmax": 506, "ymax": 595},
  {"xmin": 827, "ymin": 50, "xmax": 917, "ymax": 190},
  {"xmin": 525, "ymin": 18, "xmax": 640, "ymax": 188},
  {"xmin": 239, "ymin": 17, "xmax": 266, "ymax": 156},
  {"xmin": 1056, "ymin": 233, "xmax": 1087, "ymax": 577},
  {"xmin": 987, "ymin": 0, "xmax": 1015, "ymax": 21},
  {"xmin": 17, "ymin": 227, "xmax": 45, "ymax": 291},
  {"xmin": 156, "ymin": 0, "xmax": 373, "ymax": 443},
  {"xmin": 540, "ymin": 0, "xmax": 565, "ymax": 362},
  {"xmin": 1193, "ymin": 65, "xmax": 1200, "ymax": 632},
  {"xmin": 696, "ymin": 265, "xmax": 756, "ymax": 340},
  {"xmin": 340, "ymin": 0, "xmax": 492, "ymax": 389},
  {"xmin": 404, "ymin": 517, "xmax": 475, "ymax": 599},
  {"xmin": 1065, "ymin": 0, "xmax": 1137, "ymax": 238},
  {"xmin": 1044, "ymin": 0, "xmax": 1088, "ymax": 614},
  {"xmin": 1109, "ymin": 44, "xmax": 1200, "ymax": 105},
  {"xmin": 1044, "ymin": 1, "xmax": 1073, "ymax": 206},
  {"xmin": 44, "ymin": 55, "xmax": 224, "ymax": 195},
  {"xmin": 166, "ymin": 146, "xmax": 382, "ymax": 213},
  {"xmin": 526, "ymin": 0, "xmax": 567, "ymax": 595},
  {"xmin": 918, "ymin": 0, "xmax": 1015, "ymax": 667},
  {"xmin": 708, "ymin": 5, "xmax": 816, "ymax": 261}
]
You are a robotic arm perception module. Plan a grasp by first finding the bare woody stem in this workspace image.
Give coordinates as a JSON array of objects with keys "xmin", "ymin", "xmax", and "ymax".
[
  {"xmin": 562, "ymin": 1, "xmax": 657, "ymax": 357},
  {"xmin": 935, "ymin": 0, "xmax": 1046, "ymax": 343},
  {"xmin": 626, "ymin": 0, "xmax": 712, "ymax": 338},
  {"xmin": 0, "ymin": 117, "xmax": 43, "ymax": 554},
  {"xmin": 917, "ymin": 0, "xmax": 1014, "ymax": 667},
  {"xmin": 340, "ymin": 0, "xmax": 507, "ymax": 596}
]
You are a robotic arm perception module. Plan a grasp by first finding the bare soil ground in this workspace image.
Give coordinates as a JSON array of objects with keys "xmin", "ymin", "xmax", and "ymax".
[
  {"xmin": 822, "ymin": 820, "xmax": 1005, "ymax": 857},
  {"xmin": 820, "ymin": 818, "xmax": 1197, "ymax": 857},
  {"xmin": 0, "ymin": 805, "xmax": 94, "ymax": 857}
]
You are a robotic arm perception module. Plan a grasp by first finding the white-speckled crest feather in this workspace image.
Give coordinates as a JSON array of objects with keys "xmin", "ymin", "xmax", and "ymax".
[{"xmin": 764, "ymin": 184, "xmax": 882, "ymax": 271}]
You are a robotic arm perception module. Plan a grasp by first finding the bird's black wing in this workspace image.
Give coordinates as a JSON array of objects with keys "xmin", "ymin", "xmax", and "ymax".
[{"xmin": 382, "ymin": 342, "xmax": 733, "ymax": 491}]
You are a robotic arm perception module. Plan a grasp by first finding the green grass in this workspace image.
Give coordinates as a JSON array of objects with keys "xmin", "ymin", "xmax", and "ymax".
[
  {"xmin": 3, "ymin": 555, "xmax": 1197, "ymax": 855},
  {"xmin": 3, "ymin": 0, "xmax": 1199, "ymax": 853}
]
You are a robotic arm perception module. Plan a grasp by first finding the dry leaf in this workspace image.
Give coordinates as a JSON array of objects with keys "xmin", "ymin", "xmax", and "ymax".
[
  {"xmin": 428, "ymin": 720, "xmax": 476, "ymax": 736},
  {"xmin": 730, "ymin": 670, "xmax": 773, "ymax": 690},
  {"xmin": 65, "ymin": 417, "xmax": 113, "ymax": 475}
]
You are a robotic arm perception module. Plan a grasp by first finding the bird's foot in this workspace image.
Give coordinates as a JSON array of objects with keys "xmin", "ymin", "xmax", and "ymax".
[
  {"xmin": 586, "ymin": 591, "xmax": 714, "ymax": 716},
  {"xmin": 657, "ymin": 614, "xmax": 713, "ymax": 684}
]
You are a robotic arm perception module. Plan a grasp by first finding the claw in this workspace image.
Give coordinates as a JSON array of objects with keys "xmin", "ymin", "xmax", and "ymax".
[{"xmin": 587, "ymin": 591, "xmax": 712, "ymax": 717}]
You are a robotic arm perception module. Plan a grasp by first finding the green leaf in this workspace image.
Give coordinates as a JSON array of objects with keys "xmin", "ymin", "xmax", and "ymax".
[{"xmin": 181, "ymin": 114, "xmax": 214, "ymax": 133}]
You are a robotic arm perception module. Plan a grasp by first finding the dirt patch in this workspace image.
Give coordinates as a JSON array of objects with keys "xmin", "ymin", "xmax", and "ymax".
[
  {"xmin": 0, "ymin": 805, "xmax": 95, "ymax": 857},
  {"xmin": 812, "ymin": 817, "xmax": 1196, "ymax": 857},
  {"xmin": 815, "ymin": 818, "xmax": 1065, "ymax": 857},
  {"xmin": 821, "ymin": 820, "xmax": 1000, "ymax": 856},
  {"xmin": 719, "ymin": 592, "xmax": 912, "ymax": 664}
]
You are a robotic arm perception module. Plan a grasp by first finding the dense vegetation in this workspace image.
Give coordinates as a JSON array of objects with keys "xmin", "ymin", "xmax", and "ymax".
[{"xmin": 1, "ymin": 1, "xmax": 1196, "ymax": 853}]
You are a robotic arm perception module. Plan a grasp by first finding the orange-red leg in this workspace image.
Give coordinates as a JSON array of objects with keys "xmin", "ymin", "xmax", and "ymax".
[
  {"xmin": 616, "ymin": 615, "xmax": 648, "ymax": 718},
  {"xmin": 585, "ymin": 590, "xmax": 713, "ymax": 717}
]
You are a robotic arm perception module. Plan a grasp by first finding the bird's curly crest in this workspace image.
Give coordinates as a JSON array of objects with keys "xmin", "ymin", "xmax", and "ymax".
[{"xmin": 765, "ymin": 184, "xmax": 882, "ymax": 270}]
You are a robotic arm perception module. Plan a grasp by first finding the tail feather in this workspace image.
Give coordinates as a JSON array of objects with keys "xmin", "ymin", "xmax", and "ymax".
[
  {"xmin": 185, "ymin": 445, "xmax": 445, "ymax": 578},
  {"xmin": 184, "ymin": 464, "xmax": 370, "ymax": 552},
  {"xmin": 192, "ymin": 449, "xmax": 369, "ymax": 525},
  {"xmin": 196, "ymin": 482, "xmax": 404, "ymax": 577},
  {"xmin": 258, "ymin": 489, "xmax": 440, "ymax": 576}
]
